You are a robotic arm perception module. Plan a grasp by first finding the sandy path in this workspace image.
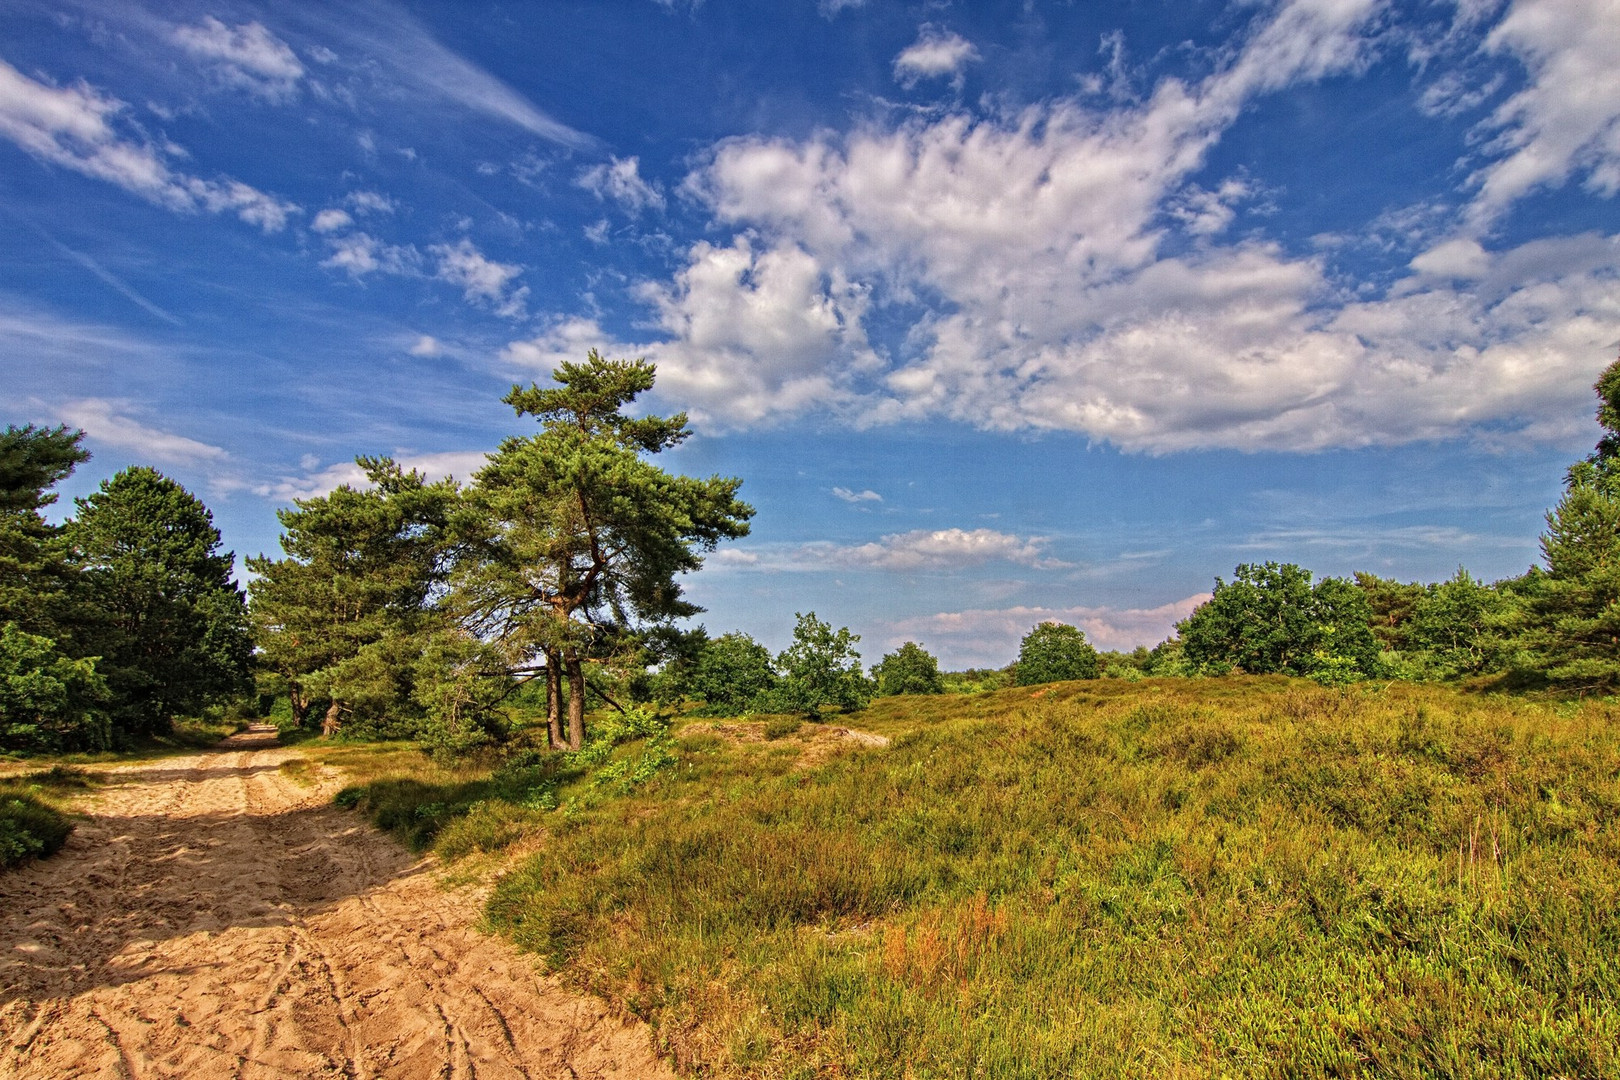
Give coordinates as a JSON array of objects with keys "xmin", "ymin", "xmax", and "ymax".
[{"xmin": 0, "ymin": 726, "xmax": 674, "ymax": 1080}]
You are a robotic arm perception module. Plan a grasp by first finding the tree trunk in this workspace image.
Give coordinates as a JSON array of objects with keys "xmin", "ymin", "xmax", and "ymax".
[
  {"xmin": 321, "ymin": 699, "xmax": 342, "ymax": 737},
  {"xmin": 545, "ymin": 648, "xmax": 564, "ymax": 749},
  {"xmin": 566, "ymin": 651, "xmax": 586, "ymax": 751},
  {"xmin": 289, "ymin": 685, "xmax": 309, "ymax": 727}
]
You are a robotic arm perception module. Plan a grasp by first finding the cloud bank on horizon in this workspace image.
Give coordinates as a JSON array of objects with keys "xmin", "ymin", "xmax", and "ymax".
[{"xmin": 2, "ymin": 0, "xmax": 1618, "ymax": 664}]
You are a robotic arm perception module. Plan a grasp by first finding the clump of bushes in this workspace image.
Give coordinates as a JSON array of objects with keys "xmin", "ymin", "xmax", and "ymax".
[{"xmin": 0, "ymin": 766, "xmax": 88, "ymax": 869}]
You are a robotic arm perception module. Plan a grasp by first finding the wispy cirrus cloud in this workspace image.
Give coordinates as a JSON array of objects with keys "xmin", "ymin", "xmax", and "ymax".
[
  {"xmin": 0, "ymin": 58, "xmax": 297, "ymax": 231},
  {"xmin": 305, "ymin": 2, "xmax": 595, "ymax": 149},
  {"xmin": 58, "ymin": 397, "xmax": 228, "ymax": 466},
  {"xmin": 1463, "ymin": 0, "xmax": 1620, "ymax": 229}
]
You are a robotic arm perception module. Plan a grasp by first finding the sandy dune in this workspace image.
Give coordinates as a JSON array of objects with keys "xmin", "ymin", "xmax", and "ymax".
[{"xmin": 0, "ymin": 726, "xmax": 673, "ymax": 1079}]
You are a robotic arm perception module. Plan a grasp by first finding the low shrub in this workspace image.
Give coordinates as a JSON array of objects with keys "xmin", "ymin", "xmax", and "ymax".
[{"xmin": 0, "ymin": 791, "xmax": 73, "ymax": 868}]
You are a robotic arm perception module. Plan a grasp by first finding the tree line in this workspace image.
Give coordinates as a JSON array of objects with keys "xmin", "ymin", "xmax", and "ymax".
[
  {"xmin": 0, "ymin": 428, "xmax": 251, "ymax": 751},
  {"xmin": 7, "ymin": 352, "xmax": 1620, "ymax": 755}
]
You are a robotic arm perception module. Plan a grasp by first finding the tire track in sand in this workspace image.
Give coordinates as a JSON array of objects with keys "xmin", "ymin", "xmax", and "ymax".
[{"xmin": 0, "ymin": 726, "xmax": 673, "ymax": 1080}]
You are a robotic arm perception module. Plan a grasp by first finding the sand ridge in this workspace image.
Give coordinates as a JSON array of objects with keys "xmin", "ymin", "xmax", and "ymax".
[{"xmin": 0, "ymin": 726, "xmax": 674, "ymax": 1079}]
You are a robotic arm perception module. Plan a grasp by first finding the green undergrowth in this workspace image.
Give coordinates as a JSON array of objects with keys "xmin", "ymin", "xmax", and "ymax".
[
  {"xmin": 0, "ymin": 765, "xmax": 95, "ymax": 869},
  {"xmin": 324, "ymin": 706, "xmax": 685, "ymax": 858},
  {"xmin": 469, "ymin": 678, "xmax": 1618, "ymax": 1079}
]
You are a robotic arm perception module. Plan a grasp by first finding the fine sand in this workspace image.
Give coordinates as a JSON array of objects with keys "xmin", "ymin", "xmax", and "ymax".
[{"xmin": 0, "ymin": 726, "xmax": 674, "ymax": 1079}]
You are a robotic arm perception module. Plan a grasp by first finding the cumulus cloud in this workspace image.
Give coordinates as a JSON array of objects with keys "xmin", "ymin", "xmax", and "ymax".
[
  {"xmin": 0, "ymin": 59, "xmax": 297, "ymax": 231},
  {"xmin": 636, "ymin": 236, "xmax": 877, "ymax": 426},
  {"xmin": 502, "ymin": 315, "xmax": 618, "ymax": 372},
  {"xmin": 429, "ymin": 239, "xmax": 527, "ymax": 317},
  {"xmin": 554, "ymin": 0, "xmax": 1618, "ymax": 452},
  {"xmin": 1465, "ymin": 0, "xmax": 1620, "ymax": 228},
  {"xmin": 171, "ymin": 17, "xmax": 305, "ymax": 102},
  {"xmin": 882, "ymin": 594, "xmax": 1209, "ymax": 664},
  {"xmin": 832, "ymin": 486, "xmax": 882, "ymax": 502},
  {"xmin": 576, "ymin": 156, "xmax": 665, "ymax": 214},
  {"xmin": 408, "ymin": 334, "xmax": 442, "ymax": 357},
  {"xmin": 58, "ymin": 398, "xmax": 228, "ymax": 465},
  {"xmin": 893, "ymin": 26, "xmax": 980, "ymax": 89}
]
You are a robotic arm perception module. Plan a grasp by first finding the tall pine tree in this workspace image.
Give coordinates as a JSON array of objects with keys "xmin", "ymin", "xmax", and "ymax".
[{"xmin": 1528, "ymin": 355, "xmax": 1620, "ymax": 687}]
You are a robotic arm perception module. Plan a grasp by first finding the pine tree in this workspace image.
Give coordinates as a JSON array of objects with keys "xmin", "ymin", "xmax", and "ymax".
[
  {"xmin": 459, "ymin": 351, "xmax": 752, "ymax": 748},
  {"xmin": 1527, "ymin": 356, "xmax": 1620, "ymax": 688},
  {"xmin": 247, "ymin": 459, "xmax": 460, "ymax": 735},
  {"xmin": 67, "ymin": 467, "xmax": 251, "ymax": 735}
]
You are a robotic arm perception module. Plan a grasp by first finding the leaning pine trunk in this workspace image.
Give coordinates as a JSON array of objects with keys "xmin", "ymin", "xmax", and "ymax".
[
  {"xmin": 566, "ymin": 652, "xmax": 586, "ymax": 751},
  {"xmin": 321, "ymin": 700, "xmax": 342, "ymax": 737}
]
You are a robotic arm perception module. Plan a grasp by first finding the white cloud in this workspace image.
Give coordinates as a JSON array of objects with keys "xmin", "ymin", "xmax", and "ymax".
[
  {"xmin": 1465, "ymin": 0, "xmax": 1620, "ymax": 228},
  {"xmin": 721, "ymin": 528, "xmax": 1068, "ymax": 572},
  {"xmin": 576, "ymin": 156, "xmax": 665, "ymax": 214},
  {"xmin": 58, "ymin": 398, "xmax": 228, "ymax": 466},
  {"xmin": 819, "ymin": 0, "xmax": 867, "ymax": 15},
  {"xmin": 321, "ymin": 232, "xmax": 418, "ymax": 277},
  {"xmin": 832, "ymin": 486, "xmax": 882, "ymax": 502},
  {"xmin": 259, "ymin": 449, "xmax": 489, "ymax": 502},
  {"xmin": 893, "ymin": 26, "xmax": 980, "ymax": 89},
  {"xmin": 408, "ymin": 334, "xmax": 442, "ymax": 357},
  {"xmin": 0, "ymin": 59, "xmax": 297, "ymax": 231},
  {"xmin": 429, "ymin": 239, "xmax": 527, "ymax": 318},
  {"xmin": 502, "ymin": 315, "xmax": 616, "ymax": 372},
  {"xmin": 882, "ymin": 594, "xmax": 1210, "ymax": 664},
  {"xmin": 171, "ymin": 17, "xmax": 304, "ymax": 102},
  {"xmin": 346, "ymin": 190, "xmax": 397, "ymax": 214},
  {"xmin": 311, "ymin": 208, "xmax": 353, "ymax": 233},
  {"xmin": 568, "ymin": 0, "xmax": 1619, "ymax": 452},
  {"xmin": 634, "ymin": 236, "xmax": 877, "ymax": 426},
  {"xmin": 1409, "ymin": 236, "xmax": 1490, "ymax": 278},
  {"xmin": 311, "ymin": 6, "xmax": 594, "ymax": 149}
]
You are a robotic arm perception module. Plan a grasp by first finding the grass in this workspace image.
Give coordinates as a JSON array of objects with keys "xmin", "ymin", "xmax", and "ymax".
[
  {"xmin": 328, "ymin": 678, "xmax": 1620, "ymax": 1078},
  {"xmin": 0, "ymin": 765, "xmax": 96, "ymax": 869}
]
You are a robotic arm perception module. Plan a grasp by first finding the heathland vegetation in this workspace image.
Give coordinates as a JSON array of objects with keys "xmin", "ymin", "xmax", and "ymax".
[{"xmin": 5, "ymin": 354, "xmax": 1620, "ymax": 1074}]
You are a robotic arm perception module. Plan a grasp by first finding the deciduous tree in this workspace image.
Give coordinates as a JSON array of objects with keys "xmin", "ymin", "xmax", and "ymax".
[
  {"xmin": 1015, "ymin": 622, "xmax": 1099, "ymax": 685},
  {"xmin": 771, "ymin": 612, "xmax": 870, "ymax": 715},
  {"xmin": 1179, "ymin": 562, "xmax": 1379, "ymax": 678},
  {"xmin": 873, "ymin": 641, "xmax": 945, "ymax": 696}
]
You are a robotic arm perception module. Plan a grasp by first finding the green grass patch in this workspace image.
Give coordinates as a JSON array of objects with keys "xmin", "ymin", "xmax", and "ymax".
[
  {"xmin": 0, "ymin": 765, "xmax": 95, "ymax": 869},
  {"xmin": 468, "ymin": 678, "xmax": 1620, "ymax": 1078}
]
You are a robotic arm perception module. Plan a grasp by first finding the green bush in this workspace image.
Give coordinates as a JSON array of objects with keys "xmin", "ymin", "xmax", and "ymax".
[
  {"xmin": 874, "ymin": 642, "xmax": 945, "ymax": 696},
  {"xmin": 0, "ymin": 792, "xmax": 73, "ymax": 868},
  {"xmin": 1015, "ymin": 622, "xmax": 1099, "ymax": 685}
]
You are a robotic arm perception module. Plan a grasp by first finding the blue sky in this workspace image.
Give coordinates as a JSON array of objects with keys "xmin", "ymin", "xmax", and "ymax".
[{"xmin": 3, "ymin": 0, "xmax": 1617, "ymax": 668}]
